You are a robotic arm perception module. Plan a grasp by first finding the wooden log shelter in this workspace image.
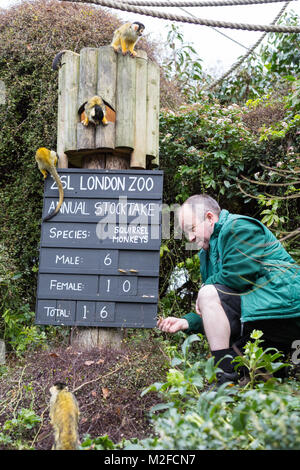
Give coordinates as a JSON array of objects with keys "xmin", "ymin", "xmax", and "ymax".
[
  {"xmin": 57, "ymin": 46, "xmax": 160, "ymax": 171},
  {"xmin": 53, "ymin": 46, "xmax": 160, "ymax": 349}
]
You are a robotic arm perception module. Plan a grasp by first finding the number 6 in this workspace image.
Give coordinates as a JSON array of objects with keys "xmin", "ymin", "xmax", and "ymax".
[
  {"xmin": 100, "ymin": 305, "xmax": 108, "ymax": 319},
  {"xmin": 104, "ymin": 253, "xmax": 112, "ymax": 266}
]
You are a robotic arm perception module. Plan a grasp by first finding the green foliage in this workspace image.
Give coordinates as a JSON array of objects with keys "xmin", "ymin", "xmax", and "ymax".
[
  {"xmin": 285, "ymin": 77, "xmax": 300, "ymax": 113},
  {"xmin": 259, "ymin": 198, "xmax": 286, "ymax": 229},
  {"xmin": 160, "ymin": 24, "xmax": 204, "ymax": 102},
  {"xmin": 0, "ymin": 244, "xmax": 46, "ymax": 353},
  {"xmin": 83, "ymin": 331, "xmax": 300, "ymax": 450},
  {"xmin": 124, "ymin": 331, "xmax": 300, "ymax": 450},
  {"xmin": 0, "ymin": 245, "xmax": 25, "ymax": 323},
  {"xmin": 141, "ymin": 335, "xmax": 207, "ymax": 405},
  {"xmin": 160, "ymin": 12, "xmax": 300, "ymax": 107},
  {"xmin": 0, "ymin": 407, "xmax": 41, "ymax": 450},
  {"xmin": 233, "ymin": 330, "xmax": 290, "ymax": 389},
  {"xmin": 228, "ymin": 387, "xmax": 300, "ymax": 450},
  {"xmin": 3, "ymin": 407, "xmax": 41, "ymax": 434},
  {"xmin": 241, "ymin": 91, "xmax": 300, "ymax": 258},
  {"xmin": 177, "ymin": 253, "xmax": 200, "ymax": 285},
  {"xmin": 79, "ymin": 434, "xmax": 116, "ymax": 450},
  {"xmin": 215, "ymin": 11, "xmax": 300, "ymax": 105},
  {"xmin": 159, "ymin": 99, "xmax": 262, "ymax": 210},
  {"xmin": 260, "ymin": 11, "xmax": 300, "ymax": 77},
  {"xmin": 3, "ymin": 306, "xmax": 46, "ymax": 355}
]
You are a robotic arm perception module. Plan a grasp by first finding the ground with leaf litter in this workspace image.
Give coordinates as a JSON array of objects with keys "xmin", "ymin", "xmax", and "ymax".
[{"xmin": 0, "ymin": 333, "xmax": 168, "ymax": 450}]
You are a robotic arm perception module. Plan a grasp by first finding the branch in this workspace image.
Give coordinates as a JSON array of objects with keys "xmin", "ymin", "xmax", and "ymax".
[
  {"xmin": 72, "ymin": 364, "xmax": 123, "ymax": 393},
  {"xmin": 240, "ymin": 174, "xmax": 300, "ymax": 187}
]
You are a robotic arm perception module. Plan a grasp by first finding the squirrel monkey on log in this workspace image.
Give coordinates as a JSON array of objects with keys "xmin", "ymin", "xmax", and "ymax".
[
  {"xmin": 35, "ymin": 147, "xmax": 64, "ymax": 222},
  {"xmin": 111, "ymin": 21, "xmax": 145, "ymax": 57},
  {"xmin": 49, "ymin": 382, "xmax": 80, "ymax": 451},
  {"xmin": 78, "ymin": 95, "xmax": 108, "ymax": 127}
]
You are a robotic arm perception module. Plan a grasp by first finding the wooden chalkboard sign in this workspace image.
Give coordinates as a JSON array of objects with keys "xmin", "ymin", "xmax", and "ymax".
[{"xmin": 35, "ymin": 169, "xmax": 163, "ymax": 328}]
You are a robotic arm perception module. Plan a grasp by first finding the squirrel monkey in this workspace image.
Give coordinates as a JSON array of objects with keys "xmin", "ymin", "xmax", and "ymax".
[
  {"xmin": 35, "ymin": 147, "xmax": 64, "ymax": 222},
  {"xmin": 111, "ymin": 21, "xmax": 145, "ymax": 57},
  {"xmin": 52, "ymin": 50, "xmax": 68, "ymax": 71},
  {"xmin": 49, "ymin": 382, "xmax": 80, "ymax": 451},
  {"xmin": 52, "ymin": 50, "xmax": 79, "ymax": 71},
  {"xmin": 78, "ymin": 95, "xmax": 108, "ymax": 127}
]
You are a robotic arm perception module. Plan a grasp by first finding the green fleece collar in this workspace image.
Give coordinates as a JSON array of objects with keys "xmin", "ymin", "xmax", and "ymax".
[
  {"xmin": 211, "ymin": 209, "xmax": 229, "ymax": 238},
  {"xmin": 197, "ymin": 209, "xmax": 229, "ymax": 260}
]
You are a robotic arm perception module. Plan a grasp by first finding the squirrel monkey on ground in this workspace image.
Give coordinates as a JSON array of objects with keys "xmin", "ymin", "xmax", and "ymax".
[
  {"xmin": 78, "ymin": 95, "xmax": 108, "ymax": 127},
  {"xmin": 111, "ymin": 21, "xmax": 145, "ymax": 57},
  {"xmin": 35, "ymin": 147, "xmax": 64, "ymax": 222},
  {"xmin": 49, "ymin": 382, "xmax": 80, "ymax": 450}
]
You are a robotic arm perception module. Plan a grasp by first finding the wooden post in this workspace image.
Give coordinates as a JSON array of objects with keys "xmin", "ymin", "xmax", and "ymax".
[
  {"xmin": 115, "ymin": 54, "xmax": 136, "ymax": 151},
  {"xmin": 96, "ymin": 46, "xmax": 117, "ymax": 150},
  {"xmin": 55, "ymin": 47, "xmax": 160, "ymax": 350},
  {"xmin": 146, "ymin": 60, "xmax": 160, "ymax": 168},
  {"xmin": 0, "ymin": 339, "xmax": 5, "ymax": 365},
  {"xmin": 57, "ymin": 50, "xmax": 79, "ymax": 161},
  {"xmin": 77, "ymin": 48, "xmax": 98, "ymax": 151},
  {"xmin": 71, "ymin": 150, "xmax": 128, "ymax": 350},
  {"xmin": 131, "ymin": 51, "xmax": 147, "ymax": 168}
]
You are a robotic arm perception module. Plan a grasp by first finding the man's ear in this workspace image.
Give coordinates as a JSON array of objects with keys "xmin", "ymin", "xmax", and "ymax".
[{"xmin": 206, "ymin": 211, "xmax": 214, "ymax": 221}]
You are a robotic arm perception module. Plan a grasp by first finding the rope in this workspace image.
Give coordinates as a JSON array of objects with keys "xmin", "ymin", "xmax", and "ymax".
[
  {"xmin": 125, "ymin": 0, "xmax": 297, "ymax": 7},
  {"xmin": 178, "ymin": 6, "xmax": 255, "ymax": 53},
  {"xmin": 59, "ymin": 0, "xmax": 300, "ymax": 33},
  {"xmin": 207, "ymin": 1, "xmax": 291, "ymax": 89}
]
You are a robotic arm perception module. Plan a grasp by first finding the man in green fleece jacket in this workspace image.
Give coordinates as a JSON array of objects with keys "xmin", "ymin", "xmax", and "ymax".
[{"xmin": 157, "ymin": 194, "xmax": 300, "ymax": 385}]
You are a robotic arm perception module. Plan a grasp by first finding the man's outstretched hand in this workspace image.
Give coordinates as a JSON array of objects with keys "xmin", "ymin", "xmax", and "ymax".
[{"xmin": 157, "ymin": 317, "xmax": 189, "ymax": 333}]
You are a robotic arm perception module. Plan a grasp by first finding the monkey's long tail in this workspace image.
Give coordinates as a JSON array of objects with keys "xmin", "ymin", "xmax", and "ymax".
[{"xmin": 43, "ymin": 169, "xmax": 64, "ymax": 222}]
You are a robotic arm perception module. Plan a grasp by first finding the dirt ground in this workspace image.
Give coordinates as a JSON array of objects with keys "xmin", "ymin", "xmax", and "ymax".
[{"xmin": 0, "ymin": 333, "xmax": 169, "ymax": 450}]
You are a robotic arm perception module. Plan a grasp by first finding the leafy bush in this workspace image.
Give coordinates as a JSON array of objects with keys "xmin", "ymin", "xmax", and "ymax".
[
  {"xmin": 160, "ymin": 100, "xmax": 260, "ymax": 205},
  {"xmin": 215, "ymin": 11, "xmax": 300, "ymax": 104},
  {"xmin": 79, "ymin": 434, "xmax": 116, "ymax": 450},
  {"xmin": 159, "ymin": 24, "xmax": 204, "ymax": 103},
  {"xmin": 0, "ymin": 407, "xmax": 41, "ymax": 450},
  {"xmin": 80, "ymin": 331, "xmax": 300, "ymax": 450},
  {"xmin": 3, "ymin": 307, "xmax": 47, "ymax": 356},
  {"xmin": 124, "ymin": 332, "xmax": 300, "ymax": 450},
  {"xmin": 129, "ymin": 385, "xmax": 300, "ymax": 450},
  {"xmin": 233, "ymin": 330, "xmax": 290, "ymax": 389}
]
